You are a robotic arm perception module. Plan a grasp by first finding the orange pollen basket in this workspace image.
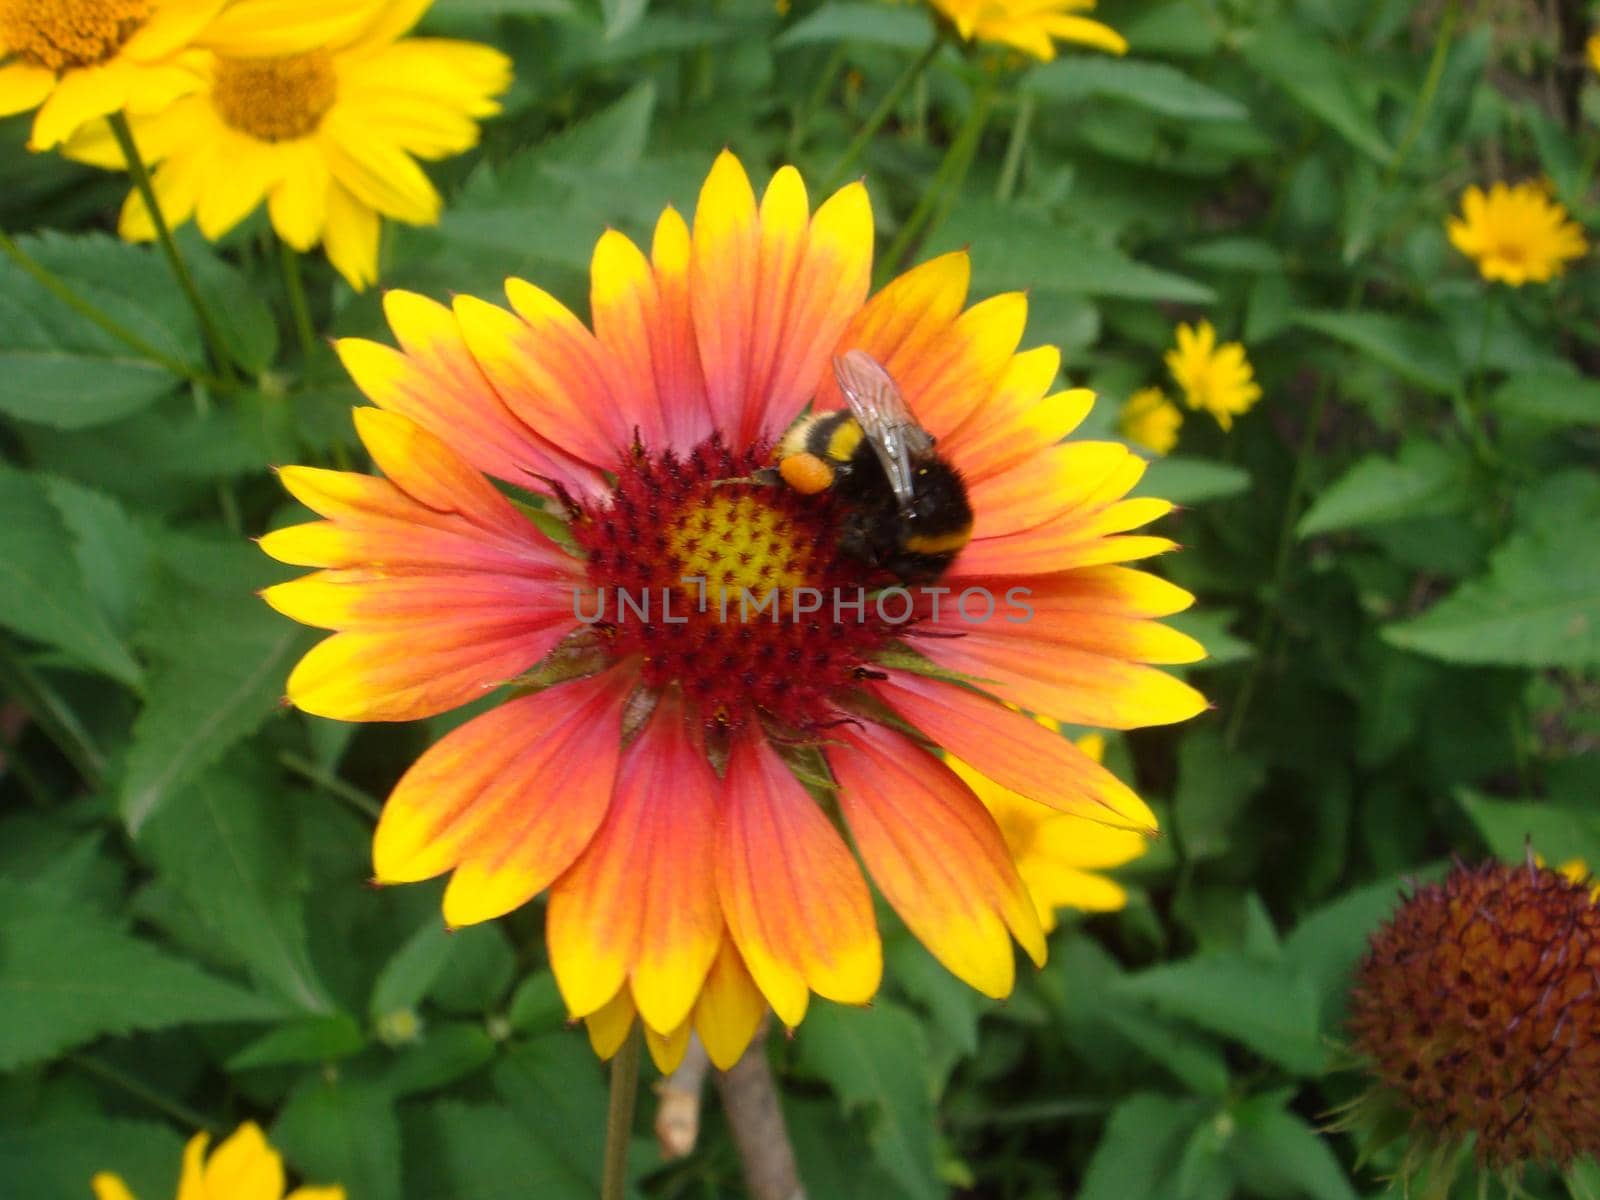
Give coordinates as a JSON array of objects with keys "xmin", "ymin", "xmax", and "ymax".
[
  {"xmin": 212, "ymin": 50, "xmax": 338, "ymax": 141},
  {"xmin": 570, "ymin": 436, "xmax": 895, "ymax": 732},
  {"xmin": 1, "ymin": 0, "xmax": 151, "ymax": 70}
]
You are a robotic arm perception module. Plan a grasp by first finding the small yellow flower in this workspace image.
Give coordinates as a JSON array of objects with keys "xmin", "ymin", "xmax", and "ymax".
[
  {"xmin": 1446, "ymin": 181, "xmax": 1588, "ymax": 286},
  {"xmin": 91, "ymin": 1122, "xmax": 343, "ymax": 1200},
  {"xmin": 1164, "ymin": 320, "xmax": 1261, "ymax": 431},
  {"xmin": 1589, "ymin": 32, "xmax": 1600, "ymax": 75},
  {"xmin": 65, "ymin": 0, "xmax": 511, "ymax": 291},
  {"xmin": 949, "ymin": 731, "xmax": 1149, "ymax": 933},
  {"xmin": 1119, "ymin": 387, "xmax": 1182, "ymax": 456},
  {"xmin": 926, "ymin": 0, "xmax": 1126, "ymax": 61}
]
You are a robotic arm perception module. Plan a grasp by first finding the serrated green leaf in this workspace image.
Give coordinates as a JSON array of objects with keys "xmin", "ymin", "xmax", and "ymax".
[
  {"xmin": 935, "ymin": 202, "xmax": 1214, "ymax": 303},
  {"xmin": 412, "ymin": 1101, "xmax": 591, "ymax": 1199},
  {"xmin": 1229, "ymin": 1094, "xmax": 1357, "ymax": 1200},
  {"xmin": 122, "ymin": 561, "xmax": 308, "ymax": 834},
  {"xmin": 796, "ymin": 1000, "xmax": 940, "ymax": 1200},
  {"xmin": 1382, "ymin": 509, "xmax": 1600, "ymax": 668},
  {"xmin": 0, "ymin": 885, "xmax": 285, "ymax": 1069},
  {"xmin": 0, "ymin": 467, "xmax": 142, "ymax": 685},
  {"xmin": 43, "ymin": 474, "xmax": 150, "ymax": 636},
  {"xmin": 493, "ymin": 1036, "xmax": 608, "ymax": 1188},
  {"xmin": 273, "ymin": 1079, "xmax": 400, "ymax": 1200},
  {"xmin": 1112, "ymin": 955, "xmax": 1326, "ymax": 1074},
  {"xmin": 1027, "ymin": 58, "xmax": 1247, "ymax": 121},
  {"xmin": 379, "ymin": 1023, "xmax": 496, "ymax": 1098},
  {"xmin": 0, "ymin": 1118, "xmax": 184, "ymax": 1200},
  {"xmin": 184, "ymin": 236, "xmax": 279, "ymax": 376},
  {"xmin": 1079, "ymin": 1093, "xmax": 1208, "ymax": 1200},
  {"xmin": 1294, "ymin": 310, "xmax": 1460, "ymax": 394},
  {"xmin": 1240, "ymin": 23, "xmax": 1391, "ymax": 163},
  {"xmin": 1493, "ymin": 373, "xmax": 1600, "ymax": 425},
  {"xmin": 776, "ymin": 2, "xmax": 931, "ymax": 48},
  {"xmin": 0, "ymin": 350, "xmax": 177, "ymax": 428},
  {"xmin": 1457, "ymin": 790, "xmax": 1600, "ymax": 867},
  {"xmin": 1174, "ymin": 732, "xmax": 1265, "ymax": 863},
  {"xmin": 1298, "ymin": 440, "xmax": 1472, "ymax": 538},
  {"xmin": 140, "ymin": 771, "xmax": 333, "ymax": 1013}
]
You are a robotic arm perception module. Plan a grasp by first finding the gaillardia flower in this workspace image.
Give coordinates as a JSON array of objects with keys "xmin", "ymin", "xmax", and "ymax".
[
  {"xmin": 926, "ymin": 0, "xmax": 1126, "ymax": 60},
  {"xmin": 1165, "ymin": 319, "xmax": 1260, "ymax": 432},
  {"xmin": 261, "ymin": 151, "xmax": 1205, "ymax": 1072},
  {"xmin": 65, "ymin": 0, "xmax": 510, "ymax": 290},
  {"xmin": 1118, "ymin": 386, "xmax": 1181, "ymax": 456},
  {"xmin": 949, "ymin": 732, "xmax": 1149, "ymax": 932},
  {"xmin": 92, "ymin": 1121, "xmax": 342, "ymax": 1200},
  {"xmin": 1446, "ymin": 181, "xmax": 1589, "ymax": 287},
  {"xmin": 0, "ymin": 0, "xmax": 217, "ymax": 149},
  {"xmin": 1349, "ymin": 860, "xmax": 1600, "ymax": 1177}
]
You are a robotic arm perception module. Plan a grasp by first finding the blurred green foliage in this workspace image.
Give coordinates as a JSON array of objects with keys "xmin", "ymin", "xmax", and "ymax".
[{"xmin": 2, "ymin": 0, "xmax": 1598, "ymax": 1197}]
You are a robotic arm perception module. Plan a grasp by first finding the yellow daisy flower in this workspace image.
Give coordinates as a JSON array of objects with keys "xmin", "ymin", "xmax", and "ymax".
[
  {"xmin": 1446, "ymin": 181, "xmax": 1589, "ymax": 287},
  {"xmin": 926, "ymin": 0, "xmax": 1127, "ymax": 60},
  {"xmin": 949, "ymin": 732, "xmax": 1150, "ymax": 932},
  {"xmin": 1164, "ymin": 319, "xmax": 1261, "ymax": 432},
  {"xmin": 1119, "ymin": 386, "xmax": 1182, "ymax": 456},
  {"xmin": 91, "ymin": 1121, "xmax": 343, "ymax": 1200},
  {"xmin": 66, "ymin": 0, "xmax": 511, "ymax": 291}
]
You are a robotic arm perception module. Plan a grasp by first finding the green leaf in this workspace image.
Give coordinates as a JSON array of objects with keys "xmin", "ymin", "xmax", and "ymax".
[
  {"xmin": 935, "ymin": 202, "xmax": 1214, "ymax": 303},
  {"xmin": 1493, "ymin": 373, "xmax": 1600, "ymax": 425},
  {"xmin": 1165, "ymin": 609, "xmax": 1253, "ymax": 668},
  {"xmin": 0, "ymin": 1118, "xmax": 184, "ymax": 1200},
  {"xmin": 776, "ymin": 2, "xmax": 931, "ymax": 48},
  {"xmin": 0, "ymin": 350, "xmax": 177, "ymax": 429},
  {"xmin": 140, "ymin": 771, "xmax": 333, "ymax": 1013},
  {"xmin": 1229, "ymin": 1094, "xmax": 1357, "ymax": 1200},
  {"xmin": 493, "ymin": 1036, "xmax": 609, "ymax": 1189},
  {"xmin": 121, "ymin": 557, "xmax": 308, "ymax": 833},
  {"xmin": 1297, "ymin": 440, "xmax": 1472, "ymax": 538},
  {"xmin": 432, "ymin": 0, "xmax": 572, "ymax": 12},
  {"xmin": 1174, "ymin": 732, "xmax": 1265, "ymax": 863},
  {"xmin": 1078, "ymin": 1093, "xmax": 1209, "ymax": 1200},
  {"xmin": 1239, "ymin": 23, "xmax": 1391, "ymax": 163},
  {"xmin": 0, "ymin": 884, "xmax": 284, "ymax": 1069},
  {"xmin": 796, "ymin": 1000, "xmax": 941, "ymax": 1200},
  {"xmin": 184, "ymin": 236, "xmax": 279, "ymax": 377},
  {"xmin": 227, "ymin": 1013, "xmax": 365, "ymax": 1070},
  {"xmin": 1457, "ymin": 790, "xmax": 1600, "ymax": 868},
  {"xmin": 370, "ymin": 917, "xmax": 454, "ymax": 1020},
  {"xmin": 273, "ymin": 1079, "xmax": 401, "ymax": 1200},
  {"xmin": 1113, "ymin": 955, "xmax": 1326, "ymax": 1074},
  {"xmin": 1294, "ymin": 310, "xmax": 1460, "ymax": 394},
  {"xmin": 44, "ymin": 474, "xmax": 150, "ymax": 637},
  {"xmin": 379, "ymin": 1022, "xmax": 496, "ymax": 1098},
  {"xmin": 0, "ymin": 467, "xmax": 142, "ymax": 685},
  {"xmin": 1027, "ymin": 58, "xmax": 1247, "ymax": 121},
  {"xmin": 411, "ymin": 1101, "xmax": 591, "ymax": 1199},
  {"xmin": 1133, "ymin": 456, "xmax": 1250, "ymax": 504},
  {"xmin": 1382, "ymin": 505, "xmax": 1600, "ymax": 668},
  {"xmin": 1179, "ymin": 237, "xmax": 1285, "ymax": 273},
  {"xmin": 1283, "ymin": 874, "xmax": 1421, "ymax": 1024}
]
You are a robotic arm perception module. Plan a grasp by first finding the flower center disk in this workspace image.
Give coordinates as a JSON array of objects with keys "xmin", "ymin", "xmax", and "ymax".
[
  {"xmin": 572, "ymin": 438, "xmax": 893, "ymax": 731},
  {"xmin": 212, "ymin": 51, "xmax": 338, "ymax": 142},
  {"xmin": 1, "ymin": 0, "xmax": 151, "ymax": 70}
]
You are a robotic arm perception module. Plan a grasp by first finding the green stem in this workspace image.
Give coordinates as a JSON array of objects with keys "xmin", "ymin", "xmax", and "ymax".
[
  {"xmin": 601, "ymin": 1028, "xmax": 641, "ymax": 1200},
  {"xmin": 108, "ymin": 112, "xmax": 238, "ymax": 383},
  {"xmin": 0, "ymin": 229, "xmax": 219, "ymax": 386},
  {"xmin": 995, "ymin": 91, "xmax": 1034, "ymax": 202},
  {"xmin": 0, "ymin": 645, "xmax": 108, "ymax": 786},
  {"xmin": 787, "ymin": 45, "xmax": 848, "ymax": 160},
  {"xmin": 1383, "ymin": 0, "xmax": 1459, "ymax": 185},
  {"xmin": 70, "ymin": 1054, "xmax": 221, "ymax": 1133},
  {"xmin": 879, "ymin": 70, "xmax": 998, "ymax": 280},
  {"xmin": 278, "ymin": 751, "xmax": 382, "ymax": 822},
  {"xmin": 822, "ymin": 37, "xmax": 943, "ymax": 190},
  {"xmin": 1453, "ymin": 287, "xmax": 1499, "ymax": 465},
  {"xmin": 280, "ymin": 236, "xmax": 318, "ymax": 365}
]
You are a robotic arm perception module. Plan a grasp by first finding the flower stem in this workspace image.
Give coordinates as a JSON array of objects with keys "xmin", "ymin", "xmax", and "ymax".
[
  {"xmin": 1383, "ymin": 0, "xmax": 1459, "ymax": 185},
  {"xmin": 108, "ymin": 112, "xmax": 238, "ymax": 383},
  {"xmin": 0, "ymin": 228, "xmax": 221, "ymax": 386},
  {"xmin": 714, "ymin": 1028, "xmax": 805, "ymax": 1200},
  {"xmin": 822, "ymin": 36, "xmax": 943, "ymax": 190},
  {"xmin": 280, "ymin": 236, "xmax": 318, "ymax": 365},
  {"xmin": 879, "ymin": 69, "xmax": 998, "ymax": 280},
  {"xmin": 601, "ymin": 1027, "xmax": 641, "ymax": 1200},
  {"xmin": 787, "ymin": 45, "xmax": 848, "ymax": 160},
  {"xmin": 995, "ymin": 91, "xmax": 1034, "ymax": 202},
  {"xmin": 1453, "ymin": 287, "xmax": 1499, "ymax": 466}
]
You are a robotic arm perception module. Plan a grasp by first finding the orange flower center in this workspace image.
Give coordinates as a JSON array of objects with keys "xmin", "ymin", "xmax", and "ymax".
[
  {"xmin": 571, "ymin": 438, "xmax": 895, "ymax": 733},
  {"xmin": 0, "ymin": 0, "xmax": 151, "ymax": 70},
  {"xmin": 212, "ymin": 51, "xmax": 337, "ymax": 142}
]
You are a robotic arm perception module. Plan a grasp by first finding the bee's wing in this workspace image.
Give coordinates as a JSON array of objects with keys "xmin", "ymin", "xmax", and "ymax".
[{"xmin": 831, "ymin": 350, "xmax": 934, "ymax": 510}]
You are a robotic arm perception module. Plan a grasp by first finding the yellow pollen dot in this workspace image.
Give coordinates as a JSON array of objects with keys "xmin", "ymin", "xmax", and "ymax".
[
  {"xmin": 670, "ymin": 492, "xmax": 811, "ymax": 610},
  {"xmin": 0, "ymin": 0, "xmax": 151, "ymax": 71},
  {"xmin": 212, "ymin": 51, "xmax": 338, "ymax": 142}
]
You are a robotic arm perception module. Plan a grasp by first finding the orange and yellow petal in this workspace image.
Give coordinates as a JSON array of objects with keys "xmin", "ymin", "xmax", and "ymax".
[
  {"xmin": 689, "ymin": 152, "xmax": 873, "ymax": 445},
  {"xmin": 371, "ymin": 664, "xmax": 630, "ymax": 891},
  {"xmin": 832, "ymin": 722, "xmax": 1045, "ymax": 998},
  {"xmin": 716, "ymin": 732, "xmax": 881, "ymax": 1027},
  {"xmin": 546, "ymin": 692, "xmax": 722, "ymax": 1032}
]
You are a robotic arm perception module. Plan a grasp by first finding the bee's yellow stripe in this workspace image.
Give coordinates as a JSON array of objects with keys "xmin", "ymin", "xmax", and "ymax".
[
  {"xmin": 824, "ymin": 418, "xmax": 864, "ymax": 463},
  {"xmin": 903, "ymin": 525, "xmax": 973, "ymax": 555}
]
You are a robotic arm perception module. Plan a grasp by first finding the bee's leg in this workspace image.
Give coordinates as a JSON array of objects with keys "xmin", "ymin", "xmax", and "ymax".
[{"xmin": 713, "ymin": 467, "xmax": 782, "ymax": 488}]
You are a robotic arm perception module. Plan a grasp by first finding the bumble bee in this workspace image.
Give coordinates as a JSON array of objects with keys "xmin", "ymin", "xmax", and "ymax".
[{"xmin": 769, "ymin": 350, "xmax": 973, "ymax": 583}]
